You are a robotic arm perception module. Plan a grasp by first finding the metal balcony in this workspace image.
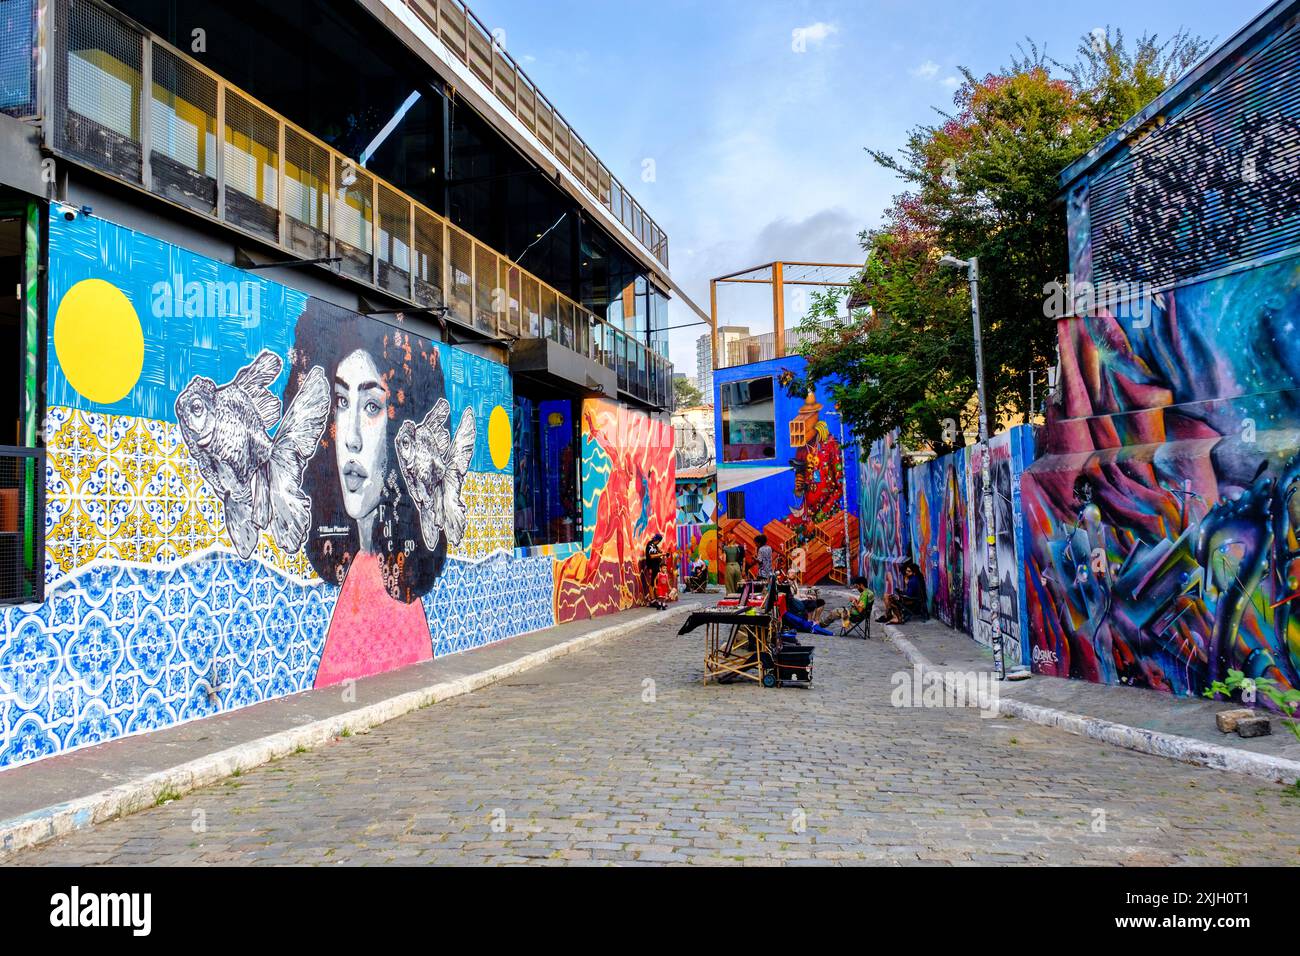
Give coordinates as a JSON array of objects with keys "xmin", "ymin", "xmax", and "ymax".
[
  {"xmin": 401, "ymin": 0, "xmax": 668, "ymax": 269},
  {"xmin": 10, "ymin": 0, "xmax": 673, "ymax": 409}
]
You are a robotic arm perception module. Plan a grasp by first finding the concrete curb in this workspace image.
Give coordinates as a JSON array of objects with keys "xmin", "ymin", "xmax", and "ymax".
[
  {"xmin": 0, "ymin": 604, "xmax": 693, "ymax": 860},
  {"xmin": 881, "ymin": 624, "xmax": 1300, "ymax": 786}
]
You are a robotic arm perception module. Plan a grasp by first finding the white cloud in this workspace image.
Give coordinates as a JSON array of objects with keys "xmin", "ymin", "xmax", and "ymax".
[
  {"xmin": 942, "ymin": 75, "xmax": 960, "ymax": 88},
  {"xmin": 793, "ymin": 21, "xmax": 839, "ymax": 46},
  {"xmin": 911, "ymin": 60, "xmax": 940, "ymax": 79}
]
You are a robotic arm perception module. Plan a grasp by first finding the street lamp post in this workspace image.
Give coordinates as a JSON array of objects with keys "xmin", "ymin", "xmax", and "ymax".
[{"xmin": 939, "ymin": 254, "xmax": 1005, "ymax": 681}]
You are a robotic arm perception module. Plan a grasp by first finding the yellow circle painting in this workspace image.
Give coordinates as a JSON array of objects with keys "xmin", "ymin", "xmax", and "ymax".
[
  {"xmin": 54, "ymin": 278, "xmax": 145, "ymax": 404},
  {"xmin": 488, "ymin": 404, "xmax": 512, "ymax": 469}
]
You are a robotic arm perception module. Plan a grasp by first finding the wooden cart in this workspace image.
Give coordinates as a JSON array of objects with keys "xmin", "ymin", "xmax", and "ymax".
[{"xmin": 678, "ymin": 581, "xmax": 814, "ymax": 688}]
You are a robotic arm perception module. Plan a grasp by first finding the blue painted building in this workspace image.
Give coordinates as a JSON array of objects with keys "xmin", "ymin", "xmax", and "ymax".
[{"xmin": 713, "ymin": 355, "xmax": 860, "ymax": 585}]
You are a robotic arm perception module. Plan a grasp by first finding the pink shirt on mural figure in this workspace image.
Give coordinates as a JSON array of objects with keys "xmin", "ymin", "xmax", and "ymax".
[{"xmin": 313, "ymin": 551, "xmax": 433, "ymax": 688}]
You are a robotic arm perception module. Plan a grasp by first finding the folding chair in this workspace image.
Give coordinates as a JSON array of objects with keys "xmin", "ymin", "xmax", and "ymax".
[
  {"xmin": 838, "ymin": 593, "xmax": 873, "ymax": 639},
  {"xmin": 841, "ymin": 614, "xmax": 871, "ymax": 640}
]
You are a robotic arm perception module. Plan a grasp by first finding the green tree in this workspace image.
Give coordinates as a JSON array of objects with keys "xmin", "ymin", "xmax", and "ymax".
[
  {"xmin": 1058, "ymin": 28, "xmax": 1211, "ymax": 133},
  {"xmin": 673, "ymin": 375, "xmax": 704, "ymax": 408},
  {"xmin": 797, "ymin": 28, "xmax": 1210, "ymax": 451}
]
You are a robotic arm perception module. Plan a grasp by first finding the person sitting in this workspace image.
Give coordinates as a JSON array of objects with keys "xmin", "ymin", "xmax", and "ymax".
[
  {"xmin": 784, "ymin": 592, "xmax": 832, "ymax": 635},
  {"xmin": 838, "ymin": 576, "xmax": 876, "ymax": 634},
  {"xmin": 878, "ymin": 562, "xmax": 927, "ymax": 624},
  {"xmin": 686, "ymin": 557, "xmax": 709, "ymax": 592},
  {"xmin": 788, "ymin": 545, "xmax": 806, "ymax": 588}
]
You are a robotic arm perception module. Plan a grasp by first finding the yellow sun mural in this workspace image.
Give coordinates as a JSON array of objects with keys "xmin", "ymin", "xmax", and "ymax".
[
  {"xmin": 53, "ymin": 278, "xmax": 145, "ymax": 404},
  {"xmin": 488, "ymin": 404, "xmax": 512, "ymax": 469}
]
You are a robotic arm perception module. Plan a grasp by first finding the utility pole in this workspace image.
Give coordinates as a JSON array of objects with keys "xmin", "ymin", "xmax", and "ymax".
[
  {"xmin": 838, "ymin": 414, "xmax": 852, "ymax": 582},
  {"xmin": 940, "ymin": 254, "xmax": 1004, "ymax": 680}
]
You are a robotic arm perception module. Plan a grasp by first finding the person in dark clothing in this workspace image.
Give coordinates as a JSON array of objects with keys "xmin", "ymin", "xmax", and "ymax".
[
  {"xmin": 686, "ymin": 557, "xmax": 709, "ymax": 592},
  {"xmin": 643, "ymin": 534, "xmax": 666, "ymax": 609},
  {"xmin": 879, "ymin": 562, "xmax": 926, "ymax": 624},
  {"xmin": 755, "ymin": 534, "xmax": 775, "ymax": 579}
]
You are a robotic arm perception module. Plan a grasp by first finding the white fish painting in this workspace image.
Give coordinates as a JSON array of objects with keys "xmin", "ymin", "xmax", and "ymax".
[
  {"xmin": 175, "ymin": 350, "xmax": 330, "ymax": 559},
  {"xmin": 395, "ymin": 398, "xmax": 476, "ymax": 551}
]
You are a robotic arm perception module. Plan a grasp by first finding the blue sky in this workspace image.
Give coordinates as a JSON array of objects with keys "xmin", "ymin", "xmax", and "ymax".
[{"xmin": 468, "ymin": 0, "xmax": 1269, "ymax": 378}]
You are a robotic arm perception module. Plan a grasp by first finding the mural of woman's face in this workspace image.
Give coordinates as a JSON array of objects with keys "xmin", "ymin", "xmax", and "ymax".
[{"xmin": 334, "ymin": 348, "xmax": 389, "ymax": 529}]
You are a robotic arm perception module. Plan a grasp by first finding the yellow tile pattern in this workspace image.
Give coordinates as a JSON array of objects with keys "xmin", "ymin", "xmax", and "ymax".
[
  {"xmin": 44, "ymin": 406, "xmax": 311, "ymax": 583},
  {"xmin": 45, "ymin": 406, "xmax": 510, "ymax": 581},
  {"xmin": 454, "ymin": 471, "xmax": 514, "ymax": 561}
]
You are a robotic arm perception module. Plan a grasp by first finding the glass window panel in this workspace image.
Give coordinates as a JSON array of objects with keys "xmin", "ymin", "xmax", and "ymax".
[{"xmin": 720, "ymin": 376, "xmax": 777, "ymax": 462}]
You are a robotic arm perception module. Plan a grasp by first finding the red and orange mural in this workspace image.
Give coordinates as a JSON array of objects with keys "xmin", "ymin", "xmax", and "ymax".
[{"xmin": 553, "ymin": 398, "xmax": 676, "ymax": 622}]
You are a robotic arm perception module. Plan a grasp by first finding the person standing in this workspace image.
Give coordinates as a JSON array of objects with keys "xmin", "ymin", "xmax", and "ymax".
[
  {"xmin": 755, "ymin": 534, "xmax": 775, "ymax": 580},
  {"xmin": 643, "ymin": 533, "xmax": 666, "ymax": 607},
  {"xmin": 722, "ymin": 537, "xmax": 745, "ymax": 594}
]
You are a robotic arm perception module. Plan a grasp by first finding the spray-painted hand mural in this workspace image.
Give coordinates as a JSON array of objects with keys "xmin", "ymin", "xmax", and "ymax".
[
  {"xmin": 396, "ymin": 398, "xmax": 476, "ymax": 552},
  {"xmin": 175, "ymin": 350, "xmax": 329, "ymax": 560}
]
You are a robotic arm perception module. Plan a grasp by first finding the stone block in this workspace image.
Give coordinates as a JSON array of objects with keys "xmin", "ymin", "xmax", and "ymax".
[
  {"xmin": 1215, "ymin": 708, "xmax": 1255, "ymax": 733},
  {"xmin": 1235, "ymin": 715, "xmax": 1272, "ymax": 738}
]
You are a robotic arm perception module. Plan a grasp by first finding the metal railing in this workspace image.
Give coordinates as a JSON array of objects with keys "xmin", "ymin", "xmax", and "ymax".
[
  {"xmin": 722, "ymin": 328, "xmax": 824, "ymax": 369},
  {"xmin": 402, "ymin": 0, "xmax": 668, "ymax": 269},
  {"xmin": 32, "ymin": 0, "xmax": 671, "ymax": 408},
  {"xmin": 0, "ymin": 446, "xmax": 44, "ymax": 606}
]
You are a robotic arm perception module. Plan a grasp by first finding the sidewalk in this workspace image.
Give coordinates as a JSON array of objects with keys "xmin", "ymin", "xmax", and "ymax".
[
  {"xmin": 0, "ymin": 595, "xmax": 710, "ymax": 859},
  {"xmin": 883, "ymin": 616, "xmax": 1300, "ymax": 781}
]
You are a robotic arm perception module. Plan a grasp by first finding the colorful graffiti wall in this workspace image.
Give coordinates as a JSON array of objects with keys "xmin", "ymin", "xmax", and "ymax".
[
  {"xmin": 1024, "ymin": 256, "xmax": 1300, "ymax": 695},
  {"xmin": 859, "ymin": 430, "xmax": 909, "ymax": 598},
  {"xmin": 713, "ymin": 356, "xmax": 859, "ymax": 585},
  {"xmin": 896, "ymin": 427, "xmax": 1035, "ymax": 660},
  {"xmin": 906, "ymin": 447, "xmax": 970, "ymax": 631},
  {"xmin": 552, "ymin": 398, "xmax": 675, "ymax": 622},
  {"xmin": 0, "ymin": 209, "xmax": 557, "ymax": 771},
  {"xmin": 1025, "ymin": 7, "xmax": 1300, "ymax": 696},
  {"xmin": 968, "ymin": 428, "xmax": 1035, "ymax": 667},
  {"xmin": 673, "ymin": 405, "xmax": 716, "ymax": 582}
]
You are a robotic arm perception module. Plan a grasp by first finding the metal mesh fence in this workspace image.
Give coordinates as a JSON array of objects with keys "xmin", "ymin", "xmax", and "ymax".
[
  {"xmin": 0, "ymin": 0, "xmax": 37, "ymax": 117},
  {"xmin": 448, "ymin": 225, "xmax": 474, "ymax": 323},
  {"xmin": 539, "ymin": 284, "xmax": 557, "ymax": 341},
  {"xmin": 334, "ymin": 154, "xmax": 373, "ymax": 282},
  {"xmin": 149, "ymin": 43, "xmax": 217, "ymax": 212},
  {"xmin": 223, "ymin": 88, "xmax": 279, "ymax": 241},
  {"xmin": 377, "ymin": 183, "xmax": 412, "ymax": 297},
  {"xmin": 522, "ymin": 273, "xmax": 540, "ymax": 337},
  {"xmin": 502, "ymin": 264, "xmax": 521, "ymax": 337},
  {"xmin": 0, "ymin": 448, "xmax": 43, "ymax": 606},
  {"xmin": 437, "ymin": 0, "xmax": 467, "ymax": 58},
  {"xmin": 466, "ymin": 24, "xmax": 491, "ymax": 87},
  {"xmin": 413, "ymin": 207, "xmax": 444, "ymax": 308},
  {"xmin": 473, "ymin": 242, "xmax": 497, "ymax": 333},
  {"xmin": 283, "ymin": 126, "xmax": 330, "ymax": 259},
  {"xmin": 516, "ymin": 81, "xmax": 536, "ymax": 133},
  {"xmin": 55, "ymin": 0, "xmax": 143, "ymax": 180}
]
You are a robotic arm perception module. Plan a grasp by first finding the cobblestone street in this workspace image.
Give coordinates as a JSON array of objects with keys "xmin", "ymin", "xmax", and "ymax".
[{"xmin": 9, "ymin": 615, "xmax": 1300, "ymax": 866}]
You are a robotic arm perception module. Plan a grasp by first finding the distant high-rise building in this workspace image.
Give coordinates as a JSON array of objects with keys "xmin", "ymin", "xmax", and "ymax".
[{"xmin": 697, "ymin": 327, "xmax": 751, "ymax": 397}]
